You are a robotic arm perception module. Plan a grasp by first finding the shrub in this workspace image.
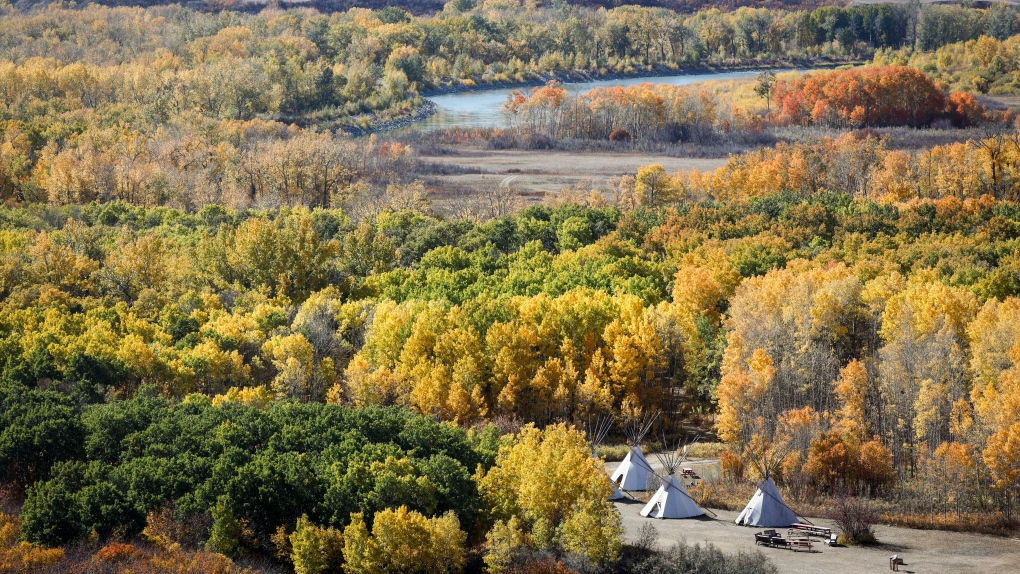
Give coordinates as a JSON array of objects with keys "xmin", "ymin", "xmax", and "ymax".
[
  {"xmin": 635, "ymin": 539, "xmax": 777, "ymax": 574},
  {"xmin": 594, "ymin": 444, "xmax": 630, "ymax": 462},
  {"xmin": 832, "ymin": 493, "xmax": 877, "ymax": 545},
  {"xmin": 94, "ymin": 542, "xmax": 143, "ymax": 563},
  {"xmin": 609, "ymin": 129, "xmax": 632, "ymax": 142}
]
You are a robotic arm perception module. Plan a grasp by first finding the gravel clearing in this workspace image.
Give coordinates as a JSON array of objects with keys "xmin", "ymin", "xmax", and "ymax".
[
  {"xmin": 616, "ymin": 501, "xmax": 1020, "ymax": 574},
  {"xmin": 607, "ymin": 460, "xmax": 1020, "ymax": 574}
]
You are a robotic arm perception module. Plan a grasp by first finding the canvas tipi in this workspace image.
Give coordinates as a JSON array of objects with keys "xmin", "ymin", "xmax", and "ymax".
[
  {"xmin": 610, "ymin": 412, "xmax": 658, "ymax": 491},
  {"xmin": 640, "ymin": 439, "xmax": 705, "ymax": 519},
  {"xmin": 735, "ymin": 477, "xmax": 798, "ymax": 527},
  {"xmin": 734, "ymin": 439, "xmax": 799, "ymax": 527},
  {"xmin": 585, "ymin": 414, "xmax": 624, "ymax": 500}
]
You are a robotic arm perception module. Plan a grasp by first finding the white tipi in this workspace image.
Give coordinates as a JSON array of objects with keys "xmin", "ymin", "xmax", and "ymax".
[
  {"xmin": 640, "ymin": 441, "xmax": 705, "ymax": 519},
  {"xmin": 734, "ymin": 477, "xmax": 797, "ymax": 527},
  {"xmin": 585, "ymin": 414, "xmax": 624, "ymax": 500},
  {"xmin": 610, "ymin": 412, "xmax": 658, "ymax": 491},
  {"xmin": 734, "ymin": 439, "xmax": 799, "ymax": 527}
]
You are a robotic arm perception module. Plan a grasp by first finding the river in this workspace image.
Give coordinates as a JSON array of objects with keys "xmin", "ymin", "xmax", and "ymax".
[{"xmin": 412, "ymin": 70, "xmax": 764, "ymax": 131}]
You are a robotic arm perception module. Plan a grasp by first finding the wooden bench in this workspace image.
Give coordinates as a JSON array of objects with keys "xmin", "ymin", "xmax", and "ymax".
[{"xmin": 754, "ymin": 532, "xmax": 790, "ymax": 549}]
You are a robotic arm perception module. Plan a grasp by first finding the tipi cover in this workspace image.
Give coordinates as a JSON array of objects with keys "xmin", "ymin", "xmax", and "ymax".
[
  {"xmin": 608, "ymin": 483, "xmax": 624, "ymax": 500},
  {"xmin": 640, "ymin": 475, "xmax": 705, "ymax": 519},
  {"xmin": 591, "ymin": 452, "xmax": 625, "ymax": 500},
  {"xmin": 734, "ymin": 478, "xmax": 798, "ymax": 527},
  {"xmin": 611, "ymin": 446, "xmax": 653, "ymax": 490}
]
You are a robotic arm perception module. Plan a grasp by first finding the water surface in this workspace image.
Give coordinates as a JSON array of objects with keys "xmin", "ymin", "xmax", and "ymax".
[{"xmin": 414, "ymin": 70, "xmax": 763, "ymax": 131}]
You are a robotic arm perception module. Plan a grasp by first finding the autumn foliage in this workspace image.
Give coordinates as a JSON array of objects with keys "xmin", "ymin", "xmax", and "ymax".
[
  {"xmin": 771, "ymin": 65, "xmax": 979, "ymax": 128},
  {"xmin": 666, "ymin": 129, "xmax": 1020, "ymax": 203},
  {"xmin": 504, "ymin": 82, "xmax": 717, "ymax": 143}
]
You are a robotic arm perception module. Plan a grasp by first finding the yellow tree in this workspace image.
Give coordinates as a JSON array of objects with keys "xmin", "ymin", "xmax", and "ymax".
[
  {"xmin": 634, "ymin": 164, "xmax": 676, "ymax": 207},
  {"xmin": 877, "ymin": 278, "xmax": 977, "ymax": 464},
  {"xmin": 100, "ymin": 233, "xmax": 168, "ymax": 303},
  {"xmin": 983, "ymin": 423, "xmax": 1020, "ymax": 519},
  {"xmin": 342, "ymin": 507, "xmax": 466, "ymax": 574},
  {"xmin": 833, "ymin": 359, "xmax": 870, "ymax": 443},
  {"xmin": 290, "ymin": 515, "xmax": 344, "ymax": 574},
  {"xmin": 716, "ymin": 348, "xmax": 775, "ymax": 445},
  {"xmin": 29, "ymin": 230, "xmax": 99, "ymax": 297},
  {"xmin": 478, "ymin": 424, "xmax": 622, "ymax": 565},
  {"xmin": 263, "ymin": 333, "xmax": 337, "ymax": 401}
]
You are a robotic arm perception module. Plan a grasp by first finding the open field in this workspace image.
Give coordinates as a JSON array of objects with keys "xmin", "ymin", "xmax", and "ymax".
[
  {"xmin": 979, "ymin": 94, "xmax": 1020, "ymax": 112},
  {"xmin": 420, "ymin": 146, "xmax": 728, "ymax": 201}
]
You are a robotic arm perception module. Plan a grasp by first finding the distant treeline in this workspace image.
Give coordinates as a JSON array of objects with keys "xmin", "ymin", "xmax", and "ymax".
[{"xmin": 3, "ymin": 3, "xmax": 1019, "ymax": 211}]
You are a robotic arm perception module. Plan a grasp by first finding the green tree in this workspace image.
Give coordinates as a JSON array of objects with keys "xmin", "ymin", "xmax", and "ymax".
[
  {"xmin": 754, "ymin": 69, "xmax": 777, "ymax": 111},
  {"xmin": 0, "ymin": 385, "xmax": 84, "ymax": 493},
  {"xmin": 207, "ymin": 496, "xmax": 242, "ymax": 557}
]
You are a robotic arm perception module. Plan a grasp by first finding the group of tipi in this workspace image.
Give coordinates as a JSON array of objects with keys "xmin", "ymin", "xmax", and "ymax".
[{"xmin": 586, "ymin": 412, "xmax": 799, "ymax": 527}]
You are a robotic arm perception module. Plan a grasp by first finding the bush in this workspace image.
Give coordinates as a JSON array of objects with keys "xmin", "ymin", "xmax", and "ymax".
[
  {"xmin": 609, "ymin": 129, "xmax": 632, "ymax": 142},
  {"xmin": 594, "ymin": 444, "xmax": 630, "ymax": 462},
  {"xmin": 635, "ymin": 539, "xmax": 777, "ymax": 574},
  {"xmin": 832, "ymin": 493, "xmax": 877, "ymax": 545}
]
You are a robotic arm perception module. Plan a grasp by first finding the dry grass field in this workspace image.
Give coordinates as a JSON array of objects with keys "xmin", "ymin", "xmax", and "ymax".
[{"xmin": 420, "ymin": 146, "xmax": 728, "ymax": 202}]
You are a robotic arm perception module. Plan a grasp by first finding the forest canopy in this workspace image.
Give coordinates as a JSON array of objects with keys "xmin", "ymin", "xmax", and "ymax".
[{"xmin": 4, "ymin": 1, "xmax": 1020, "ymax": 572}]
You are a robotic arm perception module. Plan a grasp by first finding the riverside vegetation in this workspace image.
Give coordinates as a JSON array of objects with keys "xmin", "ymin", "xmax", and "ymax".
[{"xmin": 3, "ymin": 1, "xmax": 1020, "ymax": 573}]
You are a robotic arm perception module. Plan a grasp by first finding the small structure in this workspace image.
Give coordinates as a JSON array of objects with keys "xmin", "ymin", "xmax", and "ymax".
[
  {"xmin": 610, "ymin": 411, "xmax": 658, "ymax": 491},
  {"xmin": 735, "ymin": 440, "xmax": 800, "ymax": 528},
  {"xmin": 736, "ymin": 477, "xmax": 799, "ymax": 527},
  {"xmin": 585, "ymin": 414, "xmax": 624, "ymax": 500},
  {"xmin": 640, "ymin": 438, "xmax": 705, "ymax": 519}
]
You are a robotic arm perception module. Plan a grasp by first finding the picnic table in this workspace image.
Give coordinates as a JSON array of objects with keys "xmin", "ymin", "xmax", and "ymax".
[
  {"xmin": 754, "ymin": 530, "xmax": 814, "ymax": 552},
  {"xmin": 790, "ymin": 523, "xmax": 832, "ymax": 538},
  {"xmin": 680, "ymin": 467, "xmax": 697, "ymax": 477},
  {"xmin": 788, "ymin": 538, "xmax": 814, "ymax": 552}
]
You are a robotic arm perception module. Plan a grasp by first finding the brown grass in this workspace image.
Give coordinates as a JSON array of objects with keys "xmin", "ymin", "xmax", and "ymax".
[
  {"xmin": 596, "ymin": 444, "xmax": 631, "ymax": 462},
  {"xmin": 687, "ymin": 477, "xmax": 1020, "ymax": 538},
  {"xmin": 877, "ymin": 511, "xmax": 1019, "ymax": 537}
]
